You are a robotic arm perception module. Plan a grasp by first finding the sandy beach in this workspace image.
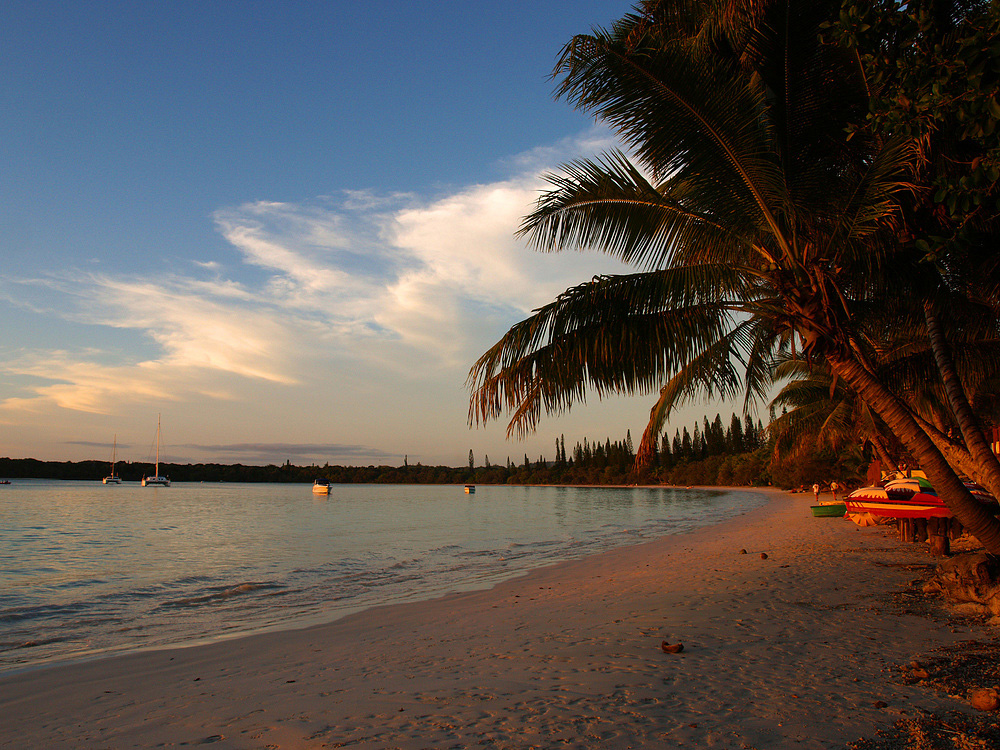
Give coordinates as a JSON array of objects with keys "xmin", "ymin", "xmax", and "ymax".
[{"xmin": 1, "ymin": 487, "xmax": 993, "ymax": 749}]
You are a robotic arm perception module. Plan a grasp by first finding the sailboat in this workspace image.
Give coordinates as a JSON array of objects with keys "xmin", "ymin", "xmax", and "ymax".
[
  {"xmin": 102, "ymin": 434, "xmax": 122, "ymax": 484},
  {"xmin": 141, "ymin": 415, "xmax": 170, "ymax": 487}
]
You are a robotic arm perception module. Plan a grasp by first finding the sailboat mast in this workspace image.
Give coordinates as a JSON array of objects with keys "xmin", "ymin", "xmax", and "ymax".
[{"xmin": 141, "ymin": 414, "xmax": 169, "ymax": 486}]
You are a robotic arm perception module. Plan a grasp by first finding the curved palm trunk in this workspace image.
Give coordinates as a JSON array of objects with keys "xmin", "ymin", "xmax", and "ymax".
[
  {"xmin": 827, "ymin": 354, "xmax": 1000, "ymax": 553},
  {"xmin": 636, "ymin": 404, "xmax": 661, "ymax": 469},
  {"xmin": 867, "ymin": 433, "xmax": 898, "ymax": 479},
  {"xmin": 923, "ymin": 299, "xmax": 1000, "ymax": 491},
  {"xmin": 912, "ymin": 411, "xmax": 1000, "ymax": 498}
]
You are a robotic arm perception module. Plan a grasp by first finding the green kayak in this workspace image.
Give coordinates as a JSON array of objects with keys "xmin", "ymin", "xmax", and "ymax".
[{"xmin": 811, "ymin": 503, "xmax": 847, "ymax": 518}]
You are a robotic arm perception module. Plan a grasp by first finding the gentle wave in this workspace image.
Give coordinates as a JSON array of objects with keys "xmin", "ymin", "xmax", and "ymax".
[
  {"xmin": 0, "ymin": 636, "xmax": 68, "ymax": 652},
  {"xmin": 1, "ymin": 601, "xmax": 91, "ymax": 624},
  {"xmin": 158, "ymin": 581, "xmax": 284, "ymax": 608}
]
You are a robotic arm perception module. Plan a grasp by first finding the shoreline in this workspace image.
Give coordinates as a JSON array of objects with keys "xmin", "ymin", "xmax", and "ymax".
[
  {"xmin": 1, "ymin": 488, "xmax": 992, "ymax": 749},
  {"xmin": 1, "ymin": 483, "xmax": 756, "ymax": 678}
]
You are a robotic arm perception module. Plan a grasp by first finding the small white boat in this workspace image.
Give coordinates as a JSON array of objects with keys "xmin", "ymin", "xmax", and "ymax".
[
  {"xmin": 103, "ymin": 434, "xmax": 122, "ymax": 484},
  {"xmin": 312, "ymin": 479, "xmax": 331, "ymax": 495},
  {"xmin": 464, "ymin": 484, "xmax": 476, "ymax": 494},
  {"xmin": 142, "ymin": 415, "xmax": 170, "ymax": 487}
]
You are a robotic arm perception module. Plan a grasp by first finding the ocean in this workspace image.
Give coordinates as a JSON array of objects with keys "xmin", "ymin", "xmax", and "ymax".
[{"xmin": 0, "ymin": 480, "xmax": 764, "ymax": 674}]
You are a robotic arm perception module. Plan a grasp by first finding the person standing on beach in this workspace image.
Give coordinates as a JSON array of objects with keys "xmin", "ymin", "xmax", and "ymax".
[
  {"xmin": 812, "ymin": 482, "xmax": 820, "ymax": 502},
  {"xmin": 831, "ymin": 481, "xmax": 840, "ymax": 502}
]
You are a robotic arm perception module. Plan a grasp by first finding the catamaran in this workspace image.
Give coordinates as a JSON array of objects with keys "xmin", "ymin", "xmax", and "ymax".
[
  {"xmin": 141, "ymin": 415, "xmax": 170, "ymax": 487},
  {"xmin": 102, "ymin": 434, "xmax": 122, "ymax": 484}
]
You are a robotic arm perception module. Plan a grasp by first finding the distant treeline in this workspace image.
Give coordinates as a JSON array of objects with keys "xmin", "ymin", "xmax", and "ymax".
[
  {"xmin": 500, "ymin": 413, "xmax": 772, "ymax": 487},
  {"xmin": 1, "ymin": 411, "xmax": 834, "ymax": 488}
]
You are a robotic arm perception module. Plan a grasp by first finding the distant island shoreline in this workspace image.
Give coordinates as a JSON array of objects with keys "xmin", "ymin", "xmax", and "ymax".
[{"xmin": 0, "ymin": 455, "xmax": 765, "ymax": 488}]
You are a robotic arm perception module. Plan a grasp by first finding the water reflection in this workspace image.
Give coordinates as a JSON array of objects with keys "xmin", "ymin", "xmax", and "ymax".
[{"xmin": 0, "ymin": 481, "xmax": 762, "ymax": 672}]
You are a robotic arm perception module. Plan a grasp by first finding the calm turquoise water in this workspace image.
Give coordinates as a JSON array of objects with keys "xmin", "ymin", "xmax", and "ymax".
[{"xmin": 0, "ymin": 481, "xmax": 763, "ymax": 673}]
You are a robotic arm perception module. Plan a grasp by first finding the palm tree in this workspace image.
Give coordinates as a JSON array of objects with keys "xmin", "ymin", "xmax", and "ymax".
[
  {"xmin": 857, "ymin": 287, "xmax": 1000, "ymax": 494},
  {"xmin": 923, "ymin": 296, "xmax": 1000, "ymax": 488},
  {"xmin": 468, "ymin": 0, "xmax": 1000, "ymax": 551},
  {"xmin": 770, "ymin": 314, "xmax": 1000, "ymax": 494},
  {"xmin": 841, "ymin": 0, "xmax": 1000, "ymax": 491},
  {"xmin": 768, "ymin": 357, "xmax": 901, "ymax": 475}
]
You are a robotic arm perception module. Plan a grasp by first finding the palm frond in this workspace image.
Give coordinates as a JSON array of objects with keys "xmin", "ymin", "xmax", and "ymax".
[
  {"xmin": 635, "ymin": 316, "xmax": 761, "ymax": 465},
  {"xmin": 468, "ymin": 269, "xmax": 748, "ymax": 436},
  {"xmin": 554, "ymin": 26, "xmax": 793, "ymax": 259},
  {"xmin": 519, "ymin": 151, "xmax": 767, "ymax": 269}
]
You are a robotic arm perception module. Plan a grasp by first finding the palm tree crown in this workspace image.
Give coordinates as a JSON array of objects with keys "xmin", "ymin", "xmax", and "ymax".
[
  {"xmin": 471, "ymin": 0, "xmax": 908, "ymax": 438},
  {"xmin": 468, "ymin": 0, "xmax": 1000, "ymax": 551}
]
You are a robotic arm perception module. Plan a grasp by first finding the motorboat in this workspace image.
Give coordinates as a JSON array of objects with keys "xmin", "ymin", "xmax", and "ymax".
[
  {"xmin": 312, "ymin": 478, "xmax": 331, "ymax": 495},
  {"xmin": 464, "ymin": 484, "xmax": 476, "ymax": 494}
]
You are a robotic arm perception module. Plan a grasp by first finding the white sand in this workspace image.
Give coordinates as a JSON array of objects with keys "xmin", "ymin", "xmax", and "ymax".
[{"xmin": 0, "ymin": 488, "xmax": 989, "ymax": 749}]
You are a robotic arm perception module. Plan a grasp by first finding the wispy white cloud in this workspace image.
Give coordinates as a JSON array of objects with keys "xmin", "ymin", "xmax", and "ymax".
[
  {"xmin": 0, "ymin": 130, "xmax": 636, "ymax": 458},
  {"xmin": 209, "ymin": 173, "xmax": 632, "ymax": 374},
  {"xmin": 91, "ymin": 277, "xmax": 297, "ymax": 381},
  {"xmin": 496, "ymin": 123, "xmax": 617, "ymax": 174},
  {"xmin": 0, "ymin": 349, "xmax": 175, "ymax": 414},
  {"xmin": 0, "ymin": 271, "xmax": 300, "ymax": 415}
]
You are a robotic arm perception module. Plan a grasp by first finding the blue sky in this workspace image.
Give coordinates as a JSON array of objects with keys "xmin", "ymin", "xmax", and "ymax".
[{"xmin": 1, "ymin": 1, "xmax": 733, "ymax": 468}]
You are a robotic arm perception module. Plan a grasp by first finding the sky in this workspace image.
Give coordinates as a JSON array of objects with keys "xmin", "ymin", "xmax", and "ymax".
[{"xmin": 0, "ymin": 1, "xmax": 739, "ymax": 468}]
